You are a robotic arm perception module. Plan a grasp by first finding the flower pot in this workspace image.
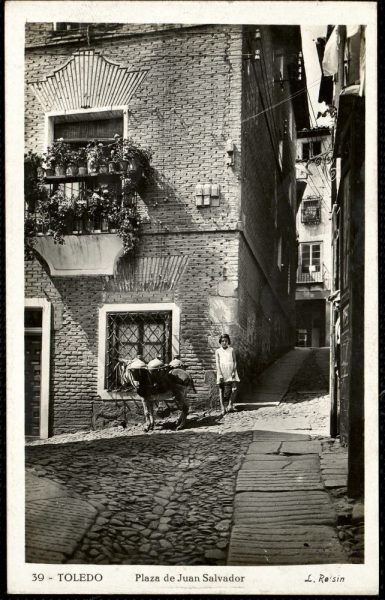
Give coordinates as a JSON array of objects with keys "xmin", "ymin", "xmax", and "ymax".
[
  {"xmin": 55, "ymin": 165, "xmax": 66, "ymax": 177},
  {"xmin": 45, "ymin": 168, "xmax": 55, "ymax": 177},
  {"xmin": 128, "ymin": 159, "xmax": 142, "ymax": 180},
  {"xmin": 108, "ymin": 162, "xmax": 117, "ymax": 173},
  {"xmin": 119, "ymin": 160, "xmax": 129, "ymax": 173},
  {"xmin": 99, "ymin": 164, "xmax": 108, "ymax": 174},
  {"xmin": 37, "ymin": 167, "xmax": 44, "ymax": 178},
  {"xmin": 87, "ymin": 159, "xmax": 98, "ymax": 174},
  {"xmin": 101, "ymin": 217, "xmax": 109, "ymax": 232},
  {"xmin": 66, "ymin": 164, "xmax": 78, "ymax": 176},
  {"xmin": 78, "ymin": 166, "xmax": 87, "ymax": 176},
  {"xmin": 73, "ymin": 218, "xmax": 83, "ymax": 234}
]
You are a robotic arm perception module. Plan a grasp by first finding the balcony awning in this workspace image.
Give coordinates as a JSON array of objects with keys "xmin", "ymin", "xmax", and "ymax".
[
  {"xmin": 333, "ymin": 85, "xmax": 362, "ymax": 158},
  {"xmin": 29, "ymin": 50, "xmax": 149, "ymax": 112},
  {"xmin": 296, "ymin": 179, "xmax": 307, "ymax": 212}
]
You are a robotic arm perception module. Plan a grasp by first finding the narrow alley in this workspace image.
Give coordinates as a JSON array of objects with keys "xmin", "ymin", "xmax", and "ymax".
[{"xmin": 25, "ymin": 348, "xmax": 363, "ymax": 566}]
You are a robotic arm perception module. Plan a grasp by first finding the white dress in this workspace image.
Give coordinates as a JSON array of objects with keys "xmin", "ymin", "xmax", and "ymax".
[{"xmin": 215, "ymin": 346, "xmax": 240, "ymax": 384}]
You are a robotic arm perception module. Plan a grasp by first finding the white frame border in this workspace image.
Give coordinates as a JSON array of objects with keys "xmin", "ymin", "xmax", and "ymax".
[
  {"xmin": 24, "ymin": 298, "xmax": 51, "ymax": 439},
  {"xmin": 98, "ymin": 302, "xmax": 181, "ymax": 400}
]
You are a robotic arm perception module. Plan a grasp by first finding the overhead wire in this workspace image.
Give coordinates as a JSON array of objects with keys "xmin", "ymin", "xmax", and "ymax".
[{"xmin": 255, "ymin": 34, "xmax": 329, "ymax": 214}]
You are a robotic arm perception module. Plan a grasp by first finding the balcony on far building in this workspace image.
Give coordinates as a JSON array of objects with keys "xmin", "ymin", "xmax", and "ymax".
[{"xmin": 296, "ymin": 263, "xmax": 330, "ymax": 286}]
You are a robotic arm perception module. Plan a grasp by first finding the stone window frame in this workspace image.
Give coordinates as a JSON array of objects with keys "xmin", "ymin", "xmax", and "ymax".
[{"xmin": 98, "ymin": 302, "xmax": 181, "ymax": 400}]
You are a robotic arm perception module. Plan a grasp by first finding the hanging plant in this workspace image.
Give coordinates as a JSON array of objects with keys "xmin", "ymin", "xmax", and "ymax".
[
  {"xmin": 111, "ymin": 135, "xmax": 153, "ymax": 181},
  {"xmin": 25, "ymin": 138, "xmax": 152, "ymax": 257},
  {"xmin": 116, "ymin": 207, "xmax": 140, "ymax": 255}
]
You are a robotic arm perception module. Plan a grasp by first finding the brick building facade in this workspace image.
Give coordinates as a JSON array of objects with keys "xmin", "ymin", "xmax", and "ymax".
[{"xmin": 24, "ymin": 23, "xmax": 309, "ymax": 436}]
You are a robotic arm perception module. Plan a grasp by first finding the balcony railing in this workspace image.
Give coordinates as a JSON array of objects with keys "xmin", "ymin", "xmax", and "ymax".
[
  {"xmin": 296, "ymin": 267, "xmax": 323, "ymax": 283},
  {"xmin": 296, "ymin": 263, "xmax": 330, "ymax": 286}
]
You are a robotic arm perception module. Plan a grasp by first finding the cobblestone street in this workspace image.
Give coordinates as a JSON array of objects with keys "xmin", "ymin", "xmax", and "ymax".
[
  {"xmin": 26, "ymin": 422, "xmax": 251, "ymax": 565},
  {"xmin": 25, "ymin": 349, "xmax": 361, "ymax": 566}
]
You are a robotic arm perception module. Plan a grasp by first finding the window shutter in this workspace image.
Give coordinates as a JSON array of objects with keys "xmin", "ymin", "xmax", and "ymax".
[{"xmin": 54, "ymin": 118, "xmax": 123, "ymax": 142}]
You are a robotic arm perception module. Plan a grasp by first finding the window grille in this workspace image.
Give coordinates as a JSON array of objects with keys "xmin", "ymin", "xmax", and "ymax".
[
  {"xmin": 105, "ymin": 311, "xmax": 172, "ymax": 391},
  {"xmin": 301, "ymin": 198, "xmax": 321, "ymax": 224}
]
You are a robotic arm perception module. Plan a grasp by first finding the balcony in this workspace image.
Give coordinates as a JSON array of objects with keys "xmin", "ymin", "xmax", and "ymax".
[
  {"xmin": 296, "ymin": 263, "xmax": 330, "ymax": 286},
  {"xmin": 26, "ymin": 174, "xmax": 139, "ymax": 276},
  {"xmin": 296, "ymin": 270, "xmax": 323, "ymax": 283}
]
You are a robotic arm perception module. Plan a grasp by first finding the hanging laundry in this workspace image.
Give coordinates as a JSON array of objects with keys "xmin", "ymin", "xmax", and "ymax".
[{"xmin": 322, "ymin": 26, "xmax": 339, "ymax": 77}]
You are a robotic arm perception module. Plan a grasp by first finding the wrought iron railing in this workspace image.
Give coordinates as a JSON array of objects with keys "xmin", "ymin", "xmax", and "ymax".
[
  {"xmin": 296, "ymin": 263, "xmax": 331, "ymax": 286},
  {"xmin": 296, "ymin": 267, "xmax": 323, "ymax": 283}
]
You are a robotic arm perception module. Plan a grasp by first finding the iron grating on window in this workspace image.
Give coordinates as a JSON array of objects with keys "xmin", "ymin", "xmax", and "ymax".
[
  {"xmin": 105, "ymin": 311, "xmax": 172, "ymax": 391},
  {"xmin": 301, "ymin": 198, "xmax": 321, "ymax": 224}
]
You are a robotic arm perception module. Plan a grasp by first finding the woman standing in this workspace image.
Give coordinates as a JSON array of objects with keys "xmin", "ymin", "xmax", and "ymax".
[{"xmin": 215, "ymin": 334, "xmax": 240, "ymax": 416}]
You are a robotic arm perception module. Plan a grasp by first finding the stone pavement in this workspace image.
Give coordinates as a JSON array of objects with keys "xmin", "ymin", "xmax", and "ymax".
[
  {"xmin": 227, "ymin": 430, "xmax": 350, "ymax": 565},
  {"xmin": 237, "ymin": 347, "xmax": 311, "ymax": 407},
  {"xmin": 25, "ymin": 347, "xmax": 356, "ymax": 566},
  {"xmin": 26, "ymin": 470, "xmax": 97, "ymax": 563}
]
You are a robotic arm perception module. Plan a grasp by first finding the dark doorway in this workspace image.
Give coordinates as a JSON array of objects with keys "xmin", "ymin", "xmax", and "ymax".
[{"xmin": 295, "ymin": 299, "xmax": 326, "ymax": 347}]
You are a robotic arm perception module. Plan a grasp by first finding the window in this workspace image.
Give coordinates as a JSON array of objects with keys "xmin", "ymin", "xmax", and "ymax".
[
  {"xmin": 54, "ymin": 23, "xmax": 93, "ymax": 31},
  {"xmin": 42, "ymin": 109, "xmax": 127, "ymax": 234},
  {"xmin": 98, "ymin": 303, "xmax": 180, "ymax": 398},
  {"xmin": 301, "ymin": 140, "xmax": 322, "ymax": 160},
  {"xmin": 312, "ymin": 140, "xmax": 322, "ymax": 157},
  {"xmin": 302, "ymin": 142, "xmax": 310, "ymax": 161},
  {"xmin": 296, "ymin": 329, "xmax": 308, "ymax": 347},
  {"xmin": 105, "ymin": 311, "xmax": 172, "ymax": 391},
  {"xmin": 52, "ymin": 23, "xmax": 123, "ymax": 34},
  {"xmin": 54, "ymin": 117, "xmax": 123, "ymax": 146},
  {"xmin": 300, "ymin": 242, "xmax": 321, "ymax": 273},
  {"xmin": 301, "ymin": 197, "xmax": 321, "ymax": 224}
]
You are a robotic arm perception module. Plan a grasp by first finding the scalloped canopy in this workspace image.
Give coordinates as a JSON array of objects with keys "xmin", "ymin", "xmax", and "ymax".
[{"xmin": 29, "ymin": 50, "xmax": 149, "ymax": 111}]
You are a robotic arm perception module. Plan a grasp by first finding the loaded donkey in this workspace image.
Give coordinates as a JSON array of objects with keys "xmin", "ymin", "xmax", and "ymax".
[{"xmin": 119, "ymin": 355, "xmax": 196, "ymax": 432}]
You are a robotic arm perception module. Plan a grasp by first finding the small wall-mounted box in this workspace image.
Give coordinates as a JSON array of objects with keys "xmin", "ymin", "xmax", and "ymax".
[{"xmin": 195, "ymin": 183, "xmax": 221, "ymax": 207}]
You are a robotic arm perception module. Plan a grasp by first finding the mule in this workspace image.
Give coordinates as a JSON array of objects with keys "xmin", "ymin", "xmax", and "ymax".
[{"xmin": 120, "ymin": 360, "xmax": 196, "ymax": 432}]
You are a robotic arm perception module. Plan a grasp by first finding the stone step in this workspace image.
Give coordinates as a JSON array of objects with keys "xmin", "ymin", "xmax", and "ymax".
[
  {"xmin": 252, "ymin": 431, "xmax": 311, "ymax": 442},
  {"xmin": 280, "ymin": 440, "xmax": 322, "ymax": 454},
  {"xmin": 246, "ymin": 441, "xmax": 281, "ymax": 454},
  {"xmin": 236, "ymin": 470, "xmax": 323, "ymax": 492},
  {"xmin": 242, "ymin": 455, "xmax": 319, "ymax": 471},
  {"xmin": 233, "ymin": 490, "xmax": 337, "ymax": 526},
  {"xmin": 227, "ymin": 525, "xmax": 349, "ymax": 565}
]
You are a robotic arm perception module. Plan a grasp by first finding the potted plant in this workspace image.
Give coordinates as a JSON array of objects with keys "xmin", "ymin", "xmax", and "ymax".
[
  {"xmin": 112, "ymin": 135, "xmax": 153, "ymax": 181},
  {"xmin": 47, "ymin": 139, "xmax": 73, "ymax": 176},
  {"xmin": 86, "ymin": 140, "xmax": 105, "ymax": 174},
  {"xmin": 41, "ymin": 151, "xmax": 55, "ymax": 176},
  {"xmin": 86, "ymin": 189, "xmax": 103, "ymax": 232},
  {"xmin": 77, "ymin": 147, "xmax": 88, "ymax": 175},
  {"xmin": 72, "ymin": 195, "xmax": 88, "ymax": 234},
  {"xmin": 66, "ymin": 149, "xmax": 80, "ymax": 177}
]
